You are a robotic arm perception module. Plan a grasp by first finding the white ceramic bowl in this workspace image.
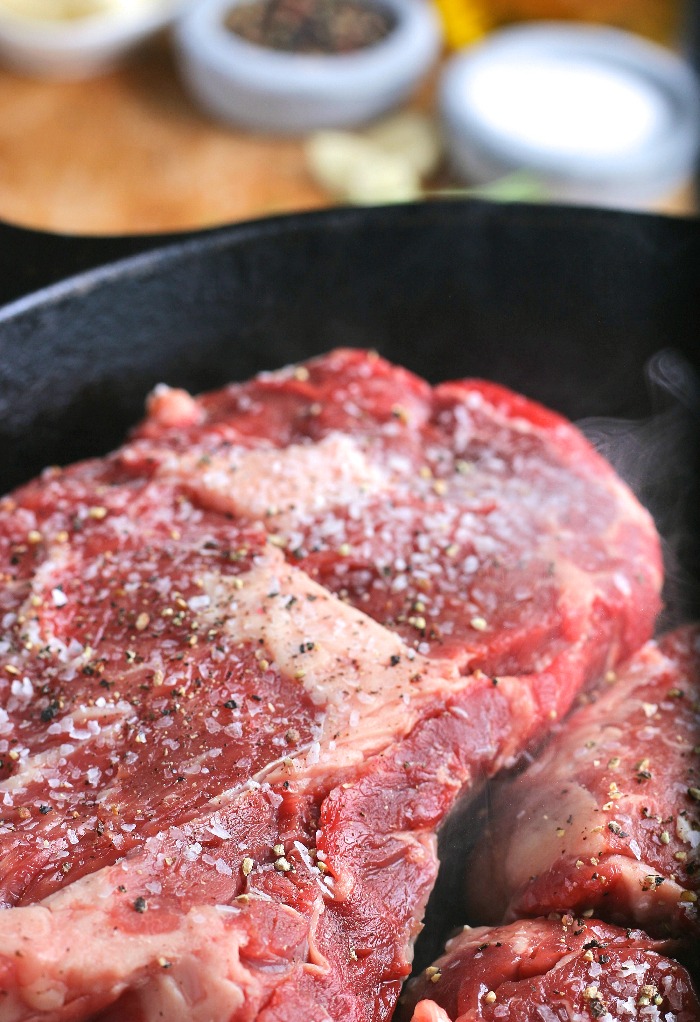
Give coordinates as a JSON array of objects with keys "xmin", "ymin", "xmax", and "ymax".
[
  {"xmin": 0, "ymin": 0, "xmax": 184, "ymax": 78},
  {"xmin": 439, "ymin": 23, "xmax": 700, "ymax": 209},
  {"xmin": 174, "ymin": 0, "xmax": 442, "ymax": 134}
]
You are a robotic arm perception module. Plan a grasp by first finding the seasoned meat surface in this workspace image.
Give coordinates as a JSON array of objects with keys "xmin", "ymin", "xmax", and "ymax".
[
  {"xmin": 0, "ymin": 351, "xmax": 662, "ymax": 1020},
  {"xmin": 132, "ymin": 349, "xmax": 661, "ymax": 677},
  {"xmin": 466, "ymin": 625, "xmax": 700, "ymax": 939},
  {"xmin": 397, "ymin": 918, "xmax": 700, "ymax": 1022}
]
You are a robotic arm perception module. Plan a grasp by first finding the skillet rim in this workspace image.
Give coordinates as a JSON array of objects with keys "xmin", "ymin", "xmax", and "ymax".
[{"xmin": 2, "ymin": 197, "xmax": 699, "ymax": 322}]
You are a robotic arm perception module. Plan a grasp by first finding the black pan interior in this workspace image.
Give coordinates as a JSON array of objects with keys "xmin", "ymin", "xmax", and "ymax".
[
  {"xmin": 0, "ymin": 199, "xmax": 698, "ymax": 581},
  {"xmin": 1, "ymin": 200, "xmax": 699, "ymax": 480},
  {"xmin": 1, "ymin": 198, "xmax": 699, "ymax": 980}
]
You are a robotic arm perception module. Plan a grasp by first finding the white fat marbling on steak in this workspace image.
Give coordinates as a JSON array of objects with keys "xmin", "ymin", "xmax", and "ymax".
[
  {"xmin": 0, "ymin": 890, "xmax": 252, "ymax": 1021},
  {"xmin": 165, "ymin": 433, "xmax": 390, "ymax": 527},
  {"xmin": 199, "ymin": 558, "xmax": 467, "ymax": 775}
]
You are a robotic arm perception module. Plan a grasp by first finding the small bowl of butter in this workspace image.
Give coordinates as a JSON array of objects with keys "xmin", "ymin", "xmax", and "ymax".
[{"xmin": 0, "ymin": 0, "xmax": 184, "ymax": 78}]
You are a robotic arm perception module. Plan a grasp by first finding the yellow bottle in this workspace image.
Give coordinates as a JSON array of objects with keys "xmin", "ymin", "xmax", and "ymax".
[
  {"xmin": 432, "ymin": 0, "xmax": 491, "ymax": 47},
  {"xmin": 434, "ymin": 0, "xmax": 682, "ymax": 49}
]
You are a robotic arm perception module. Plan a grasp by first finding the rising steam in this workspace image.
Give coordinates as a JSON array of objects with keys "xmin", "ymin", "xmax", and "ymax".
[{"xmin": 578, "ymin": 348, "xmax": 700, "ymax": 629}]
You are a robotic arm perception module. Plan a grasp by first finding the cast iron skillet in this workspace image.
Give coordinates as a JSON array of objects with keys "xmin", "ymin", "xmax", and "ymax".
[
  {"xmin": 0, "ymin": 198, "xmax": 699, "ymax": 970},
  {"xmin": 0, "ymin": 198, "xmax": 698, "ymax": 579}
]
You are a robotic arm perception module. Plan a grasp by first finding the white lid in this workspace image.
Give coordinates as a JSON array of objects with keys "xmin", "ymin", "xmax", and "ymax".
[{"xmin": 440, "ymin": 23, "xmax": 700, "ymax": 206}]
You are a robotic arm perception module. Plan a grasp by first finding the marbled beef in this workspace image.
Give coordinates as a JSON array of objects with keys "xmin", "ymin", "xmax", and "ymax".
[
  {"xmin": 0, "ymin": 350, "xmax": 662, "ymax": 1021},
  {"xmin": 465, "ymin": 625, "xmax": 699, "ymax": 940},
  {"xmin": 397, "ymin": 918, "xmax": 700, "ymax": 1022}
]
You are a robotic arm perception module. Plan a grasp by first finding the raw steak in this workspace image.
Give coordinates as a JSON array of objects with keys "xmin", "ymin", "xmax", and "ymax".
[
  {"xmin": 130, "ymin": 348, "xmax": 661, "ymax": 679},
  {"xmin": 396, "ymin": 918, "xmax": 700, "ymax": 1022},
  {"xmin": 0, "ymin": 350, "xmax": 662, "ymax": 1021},
  {"xmin": 465, "ymin": 625, "xmax": 700, "ymax": 939}
]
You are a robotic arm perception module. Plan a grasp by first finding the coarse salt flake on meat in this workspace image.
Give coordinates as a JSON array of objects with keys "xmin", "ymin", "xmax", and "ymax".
[{"xmin": 0, "ymin": 349, "xmax": 663, "ymax": 1021}]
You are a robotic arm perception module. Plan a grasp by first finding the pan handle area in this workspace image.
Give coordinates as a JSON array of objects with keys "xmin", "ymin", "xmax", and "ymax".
[{"xmin": 0, "ymin": 219, "xmax": 203, "ymax": 308}]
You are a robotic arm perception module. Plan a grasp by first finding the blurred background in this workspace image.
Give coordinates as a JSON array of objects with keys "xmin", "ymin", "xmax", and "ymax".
[{"xmin": 0, "ymin": 0, "xmax": 697, "ymax": 235}]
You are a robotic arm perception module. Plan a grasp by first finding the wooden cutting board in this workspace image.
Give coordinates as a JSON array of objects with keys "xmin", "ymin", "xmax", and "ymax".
[
  {"xmin": 0, "ymin": 32, "xmax": 693, "ymax": 235},
  {"xmin": 0, "ymin": 34, "xmax": 336, "ymax": 234}
]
